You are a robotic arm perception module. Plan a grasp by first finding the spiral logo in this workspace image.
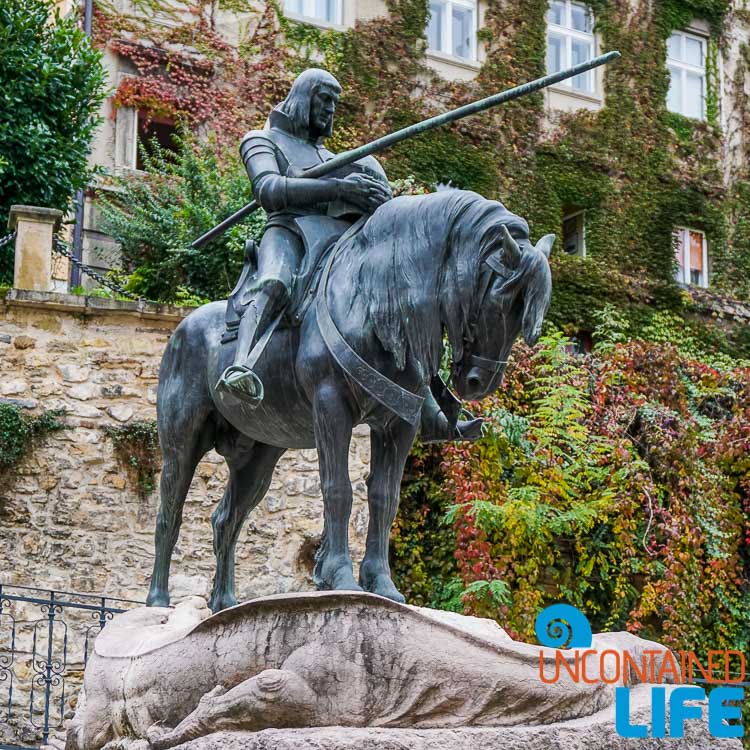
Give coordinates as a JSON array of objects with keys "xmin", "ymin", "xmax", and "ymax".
[{"xmin": 535, "ymin": 603, "xmax": 592, "ymax": 649}]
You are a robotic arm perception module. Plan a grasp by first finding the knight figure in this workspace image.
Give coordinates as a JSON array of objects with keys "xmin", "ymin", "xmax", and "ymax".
[{"xmin": 216, "ymin": 68, "xmax": 482, "ymax": 442}]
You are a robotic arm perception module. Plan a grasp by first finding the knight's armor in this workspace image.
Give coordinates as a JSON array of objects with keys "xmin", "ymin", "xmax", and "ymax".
[{"xmin": 240, "ymin": 109, "xmax": 389, "ymax": 235}]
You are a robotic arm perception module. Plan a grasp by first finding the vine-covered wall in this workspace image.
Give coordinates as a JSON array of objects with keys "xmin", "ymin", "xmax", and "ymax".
[
  {"xmin": 392, "ymin": 325, "xmax": 750, "ymax": 664},
  {"xmin": 93, "ymin": 0, "xmax": 750, "ymax": 354}
]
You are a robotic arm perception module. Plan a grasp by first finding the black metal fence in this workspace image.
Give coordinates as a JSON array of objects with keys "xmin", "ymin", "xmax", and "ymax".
[{"xmin": 0, "ymin": 584, "xmax": 143, "ymax": 750}]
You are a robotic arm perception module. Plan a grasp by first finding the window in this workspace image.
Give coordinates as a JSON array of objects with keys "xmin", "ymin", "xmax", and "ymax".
[
  {"xmin": 427, "ymin": 0, "xmax": 476, "ymax": 61},
  {"xmin": 562, "ymin": 210, "xmax": 585, "ymax": 256},
  {"xmin": 666, "ymin": 31, "xmax": 706, "ymax": 120},
  {"xmin": 136, "ymin": 115, "xmax": 178, "ymax": 171},
  {"xmin": 546, "ymin": 1, "xmax": 595, "ymax": 94},
  {"xmin": 673, "ymin": 227, "xmax": 708, "ymax": 287},
  {"xmin": 566, "ymin": 331, "xmax": 592, "ymax": 355},
  {"xmin": 284, "ymin": 0, "xmax": 341, "ymax": 25}
]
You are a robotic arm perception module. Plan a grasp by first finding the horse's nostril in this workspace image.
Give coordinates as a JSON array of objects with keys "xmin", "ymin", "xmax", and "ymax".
[{"xmin": 468, "ymin": 373, "xmax": 481, "ymax": 389}]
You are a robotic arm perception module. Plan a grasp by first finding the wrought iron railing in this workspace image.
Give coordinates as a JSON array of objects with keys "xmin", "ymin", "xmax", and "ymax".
[{"xmin": 0, "ymin": 584, "xmax": 143, "ymax": 750}]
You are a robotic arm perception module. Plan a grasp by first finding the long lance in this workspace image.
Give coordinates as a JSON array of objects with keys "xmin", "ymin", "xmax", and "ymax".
[{"xmin": 192, "ymin": 50, "xmax": 620, "ymax": 249}]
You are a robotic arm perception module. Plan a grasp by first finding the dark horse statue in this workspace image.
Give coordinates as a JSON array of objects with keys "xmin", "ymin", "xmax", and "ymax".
[{"xmin": 146, "ymin": 189, "xmax": 553, "ymax": 612}]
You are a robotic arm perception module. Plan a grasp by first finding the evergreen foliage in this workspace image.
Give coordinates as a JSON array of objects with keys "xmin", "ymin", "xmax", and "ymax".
[
  {"xmin": 104, "ymin": 419, "xmax": 161, "ymax": 497},
  {"xmin": 0, "ymin": 404, "xmax": 65, "ymax": 471},
  {"xmin": 98, "ymin": 133, "xmax": 266, "ymax": 301},
  {"xmin": 0, "ymin": 0, "xmax": 107, "ymax": 281}
]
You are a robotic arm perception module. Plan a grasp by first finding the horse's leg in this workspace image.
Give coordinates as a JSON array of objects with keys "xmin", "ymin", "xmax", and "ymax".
[
  {"xmin": 312, "ymin": 383, "xmax": 362, "ymax": 592},
  {"xmin": 359, "ymin": 421, "xmax": 418, "ymax": 603},
  {"xmin": 146, "ymin": 418, "xmax": 211, "ymax": 608},
  {"xmin": 209, "ymin": 442, "xmax": 286, "ymax": 612}
]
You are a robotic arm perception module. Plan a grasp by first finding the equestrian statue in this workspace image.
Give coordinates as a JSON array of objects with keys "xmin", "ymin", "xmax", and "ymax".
[{"xmin": 146, "ymin": 53, "xmax": 620, "ymax": 613}]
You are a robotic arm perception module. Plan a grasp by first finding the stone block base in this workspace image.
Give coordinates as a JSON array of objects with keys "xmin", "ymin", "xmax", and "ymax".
[
  {"xmin": 171, "ymin": 724, "xmax": 731, "ymax": 750},
  {"xmin": 170, "ymin": 685, "xmax": 739, "ymax": 750}
]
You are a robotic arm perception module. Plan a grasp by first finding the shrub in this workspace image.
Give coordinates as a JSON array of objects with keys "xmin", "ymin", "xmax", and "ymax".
[
  {"xmin": 98, "ymin": 132, "xmax": 266, "ymax": 302},
  {"xmin": 0, "ymin": 0, "xmax": 107, "ymax": 281},
  {"xmin": 394, "ymin": 325, "xmax": 750, "ymax": 661},
  {"xmin": 0, "ymin": 404, "xmax": 65, "ymax": 471},
  {"xmin": 104, "ymin": 420, "xmax": 161, "ymax": 497}
]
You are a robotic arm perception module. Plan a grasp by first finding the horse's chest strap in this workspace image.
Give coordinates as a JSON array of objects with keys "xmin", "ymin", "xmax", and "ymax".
[{"xmin": 315, "ymin": 240, "xmax": 424, "ymax": 426}]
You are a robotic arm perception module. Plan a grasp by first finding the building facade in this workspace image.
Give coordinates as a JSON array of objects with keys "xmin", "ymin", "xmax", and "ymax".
[{"xmin": 65, "ymin": 0, "xmax": 750, "ymax": 353}]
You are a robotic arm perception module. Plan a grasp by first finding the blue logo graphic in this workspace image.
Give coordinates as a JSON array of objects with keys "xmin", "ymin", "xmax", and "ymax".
[
  {"xmin": 534, "ymin": 602, "xmax": 744, "ymax": 738},
  {"xmin": 535, "ymin": 603, "xmax": 593, "ymax": 649}
]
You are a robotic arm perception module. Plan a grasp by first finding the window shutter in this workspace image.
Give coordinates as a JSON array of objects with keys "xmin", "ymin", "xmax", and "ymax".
[{"xmin": 673, "ymin": 229, "xmax": 684, "ymax": 265}]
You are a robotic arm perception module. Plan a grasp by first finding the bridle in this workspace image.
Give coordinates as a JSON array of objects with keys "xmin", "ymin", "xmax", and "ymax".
[{"xmin": 452, "ymin": 259, "xmax": 515, "ymax": 392}]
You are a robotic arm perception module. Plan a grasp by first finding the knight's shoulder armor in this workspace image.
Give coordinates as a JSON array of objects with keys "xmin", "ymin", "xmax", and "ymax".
[
  {"xmin": 240, "ymin": 129, "xmax": 276, "ymax": 169},
  {"xmin": 265, "ymin": 126, "xmax": 334, "ymax": 175}
]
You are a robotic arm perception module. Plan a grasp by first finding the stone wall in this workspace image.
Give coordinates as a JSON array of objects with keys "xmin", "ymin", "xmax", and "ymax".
[
  {"xmin": 0, "ymin": 290, "xmax": 371, "ymax": 602},
  {"xmin": 0, "ymin": 290, "xmax": 373, "ymax": 746}
]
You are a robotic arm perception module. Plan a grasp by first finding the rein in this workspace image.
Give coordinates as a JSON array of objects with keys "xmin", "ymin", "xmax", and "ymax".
[{"xmin": 315, "ymin": 223, "xmax": 425, "ymax": 426}]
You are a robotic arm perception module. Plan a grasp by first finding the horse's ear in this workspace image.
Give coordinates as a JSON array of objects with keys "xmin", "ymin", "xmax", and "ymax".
[
  {"xmin": 535, "ymin": 233, "xmax": 556, "ymax": 259},
  {"xmin": 502, "ymin": 225, "xmax": 522, "ymax": 269}
]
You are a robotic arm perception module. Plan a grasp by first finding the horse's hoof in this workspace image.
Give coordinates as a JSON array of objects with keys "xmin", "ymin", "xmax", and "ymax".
[
  {"xmin": 146, "ymin": 590, "xmax": 170, "ymax": 608},
  {"xmin": 330, "ymin": 567, "xmax": 364, "ymax": 593},
  {"xmin": 209, "ymin": 594, "xmax": 238, "ymax": 613},
  {"xmin": 363, "ymin": 573, "xmax": 405, "ymax": 604},
  {"xmin": 316, "ymin": 557, "xmax": 364, "ymax": 593},
  {"xmin": 456, "ymin": 416, "xmax": 484, "ymax": 441}
]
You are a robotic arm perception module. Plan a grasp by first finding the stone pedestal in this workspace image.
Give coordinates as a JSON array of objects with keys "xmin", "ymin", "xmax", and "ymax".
[
  {"xmin": 164, "ymin": 706, "xmax": 734, "ymax": 750},
  {"xmin": 65, "ymin": 592, "xmax": 742, "ymax": 750},
  {"xmin": 8, "ymin": 204, "xmax": 63, "ymax": 292}
]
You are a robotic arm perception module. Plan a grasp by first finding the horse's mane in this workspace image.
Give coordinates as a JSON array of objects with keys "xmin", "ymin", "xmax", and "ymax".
[{"xmin": 335, "ymin": 190, "xmax": 530, "ymax": 375}]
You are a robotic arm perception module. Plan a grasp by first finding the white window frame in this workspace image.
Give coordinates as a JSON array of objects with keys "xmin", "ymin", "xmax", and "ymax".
[
  {"xmin": 673, "ymin": 226, "xmax": 708, "ymax": 287},
  {"xmin": 427, "ymin": 0, "xmax": 478, "ymax": 62},
  {"xmin": 666, "ymin": 30, "xmax": 707, "ymax": 121},
  {"xmin": 546, "ymin": 1, "xmax": 596, "ymax": 95},
  {"xmin": 113, "ymin": 105, "xmax": 140, "ymax": 174},
  {"xmin": 562, "ymin": 209, "xmax": 586, "ymax": 257},
  {"xmin": 283, "ymin": 0, "xmax": 343, "ymax": 27}
]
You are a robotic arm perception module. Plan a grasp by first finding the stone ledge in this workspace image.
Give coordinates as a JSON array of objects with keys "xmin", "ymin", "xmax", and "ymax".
[
  {"xmin": 8, "ymin": 205, "xmax": 63, "ymax": 231},
  {"xmin": 688, "ymin": 287, "xmax": 750, "ymax": 321},
  {"xmin": 163, "ymin": 712, "xmax": 739, "ymax": 750},
  {"xmin": 4, "ymin": 288, "xmax": 197, "ymax": 323}
]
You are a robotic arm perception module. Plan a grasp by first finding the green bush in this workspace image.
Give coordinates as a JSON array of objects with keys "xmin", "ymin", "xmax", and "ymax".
[
  {"xmin": 104, "ymin": 419, "xmax": 161, "ymax": 497},
  {"xmin": 0, "ymin": 0, "xmax": 107, "ymax": 281},
  {"xmin": 98, "ymin": 132, "xmax": 266, "ymax": 302}
]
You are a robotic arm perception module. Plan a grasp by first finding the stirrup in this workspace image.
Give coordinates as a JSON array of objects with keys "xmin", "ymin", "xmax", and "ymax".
[{"xmin": 215, "ymin": 365, "xmax": 264, "ymax": 407}]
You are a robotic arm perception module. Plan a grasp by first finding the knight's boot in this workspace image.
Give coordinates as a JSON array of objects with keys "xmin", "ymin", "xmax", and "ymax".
[
  {"xmin": 216, "ymin": 278, "xmax": 287, "ymax": 406},
  {"xmin": 419, "ymin": 383, "xmax": 484, "ymax": 443}
]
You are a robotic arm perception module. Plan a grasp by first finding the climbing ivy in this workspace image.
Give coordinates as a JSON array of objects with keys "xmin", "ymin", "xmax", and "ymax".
[
  {"xmin": 0, "ymin": 404, "xmax": 66, "ymax": 473},
  {"xmin": 394, "ymin": 326, "xmax": 750, "ymax": 661},
  {"xmin": 91, "ymin": 0, "xmax": 749, "ymax": 354},
  {"xmin": 104, "ymin": 419, "xmax": 161, "ymax": 497}
]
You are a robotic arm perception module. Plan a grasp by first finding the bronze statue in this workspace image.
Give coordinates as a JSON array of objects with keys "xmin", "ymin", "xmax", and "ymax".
[
  {"xmin": 217, "ymin": 70, "xmax": 389, "ymax": 397},
  {"xmin": 144, "ymin": 58, "xmax": 634, "ymax": 612}
]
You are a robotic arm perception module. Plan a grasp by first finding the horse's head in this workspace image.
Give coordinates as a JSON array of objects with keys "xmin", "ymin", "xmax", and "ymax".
[{"xmin": 452, "ymin": 224, "xmax": 554, "ymax": 400}]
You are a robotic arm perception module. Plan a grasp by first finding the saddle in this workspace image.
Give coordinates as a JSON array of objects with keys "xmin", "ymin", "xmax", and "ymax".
[
  {"xmin": 220, "ymin": 215, "xmax": 425, "ymax": 426},
  {"xmin": 221, "ymin": 215, "xmax": 352, "ymax": 344}
]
